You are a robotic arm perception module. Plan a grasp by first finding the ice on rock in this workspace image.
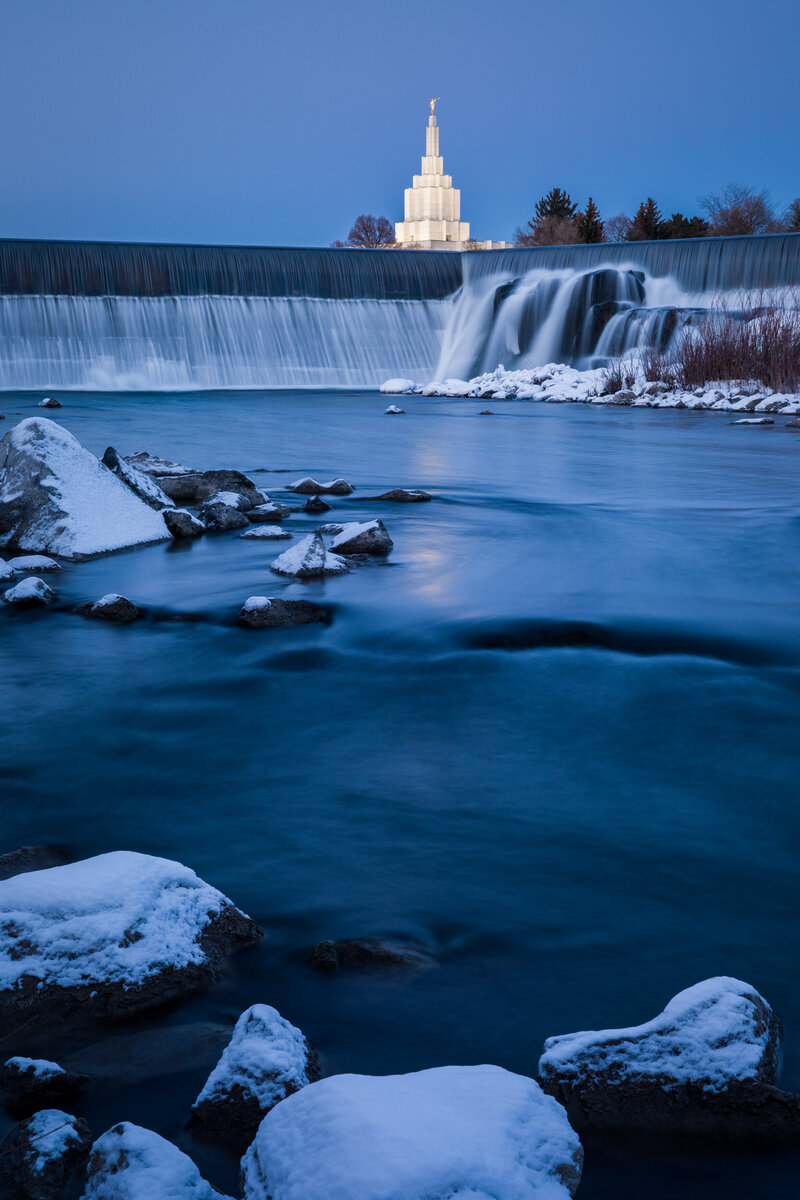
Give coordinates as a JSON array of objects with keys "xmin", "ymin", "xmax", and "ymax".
[
  {"xmin": 380, "ymin": 378, "xmax": 417, "ymax": 394},
  {"xmin": 82, "ymin": 1122, "xmax": 233, "ymax": 1200},
  {"xmin": 0, "ymin": 851, "xmax": 262, "ymax": 1020},
  {"xmin": 192, "ymin": 1004, "xmax": 319, "ymax": 1139},
  {"xmin": 0, "ymin": 418, "xmax": 169, "ymax": 559},
  {"xmin": 3, "ymin": 577, "xmax": 57, "ymax": 608},
  {"xmin": 270, "ymin": 532, "xmax": 349, "ymax": 578},
  {"xmin": 241, "ymin": 1064, "xmax": 582, "ymax": 1200}
]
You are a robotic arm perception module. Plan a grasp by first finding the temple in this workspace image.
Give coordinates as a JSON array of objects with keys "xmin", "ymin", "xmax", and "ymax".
[{"xmin": 394, "ymin": 100, "xmax": 470, "ymax": 250}]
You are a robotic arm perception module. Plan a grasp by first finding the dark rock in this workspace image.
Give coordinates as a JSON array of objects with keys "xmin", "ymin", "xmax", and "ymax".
[
  {"xmin": 237, "ymin": 597, "xmax": 329, "ymax": 629},
  {"xmin": 309, "ymin": 938, "xmax": 433, "ymax": 974},
  {"xmin": 356, "ymin": 489, "xmax": 432, "ymax": 503},
  {"xmin": 152, "ymin": 473, "xmax": 203, "ymax": 504},
  {"xmin": 248, "ymin": 502, "xmax": 291, "ymax": 523},
  {"xmin": 480, "ymin": 410, "xmax": 494, "ymax": 415},
  {"xmin": 301, "ymin": 495, "xmax": 331, "ymax": 514},
  {"xmin": 786, "ymin": 417, "xmax": 800, "ymax": 428},
  {"xmin": 330, "ymin": 519, "xmax": 392, "ymax": 556},
  {"xmin": 2, "ymin": 1058, "xmax": 90, "ymax": 1118},
  {"xmin": 0, "ymin": 845, "xmax": 71, "ymax": 882},
  {"xmin": 0, "ymin": 1110, "xmax": 92, "ymax": 1200},
  {"xmin": 199, "ymin": 501, "xmax": 249, "ymax": 532},
  {"xmin": 75, "ymin": 594, "xmax": 142, "ymax": 623},
  {"xmin": 38, "ymin": 397, "xmax": 62, "ymax": 409},
  {"xmin": 288, "ymin": 477, "xmax": 354, "ymax": 496},
  {"xmin": 194, "ymin": 469, "xmax": 265, "ymax": 508},
  {"xmin": 164, "ymin": 508, "xmax": 205, "ymax": 539}
]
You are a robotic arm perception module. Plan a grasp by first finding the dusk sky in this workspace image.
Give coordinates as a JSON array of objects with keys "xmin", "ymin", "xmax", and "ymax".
[{"xmin": 2, "ymin": 0, "xmax": 797, "ymax": 247}]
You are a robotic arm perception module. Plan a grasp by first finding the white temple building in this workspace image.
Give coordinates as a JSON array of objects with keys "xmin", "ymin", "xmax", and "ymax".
[{"xmin": 395, "ymin": 101, "xmax": 506, "ymax": 251}]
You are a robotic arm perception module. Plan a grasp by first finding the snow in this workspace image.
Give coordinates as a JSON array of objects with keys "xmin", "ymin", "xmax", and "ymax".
[
  {"xmin": 194, "ymin": 1004, "xmax": 312, "ymax": 1113},
  {"xmin": 270, "ymin": 532, "xmax": 349, "ymax": 578},
  {"xmin": 384, "ymin": 405, "xmax": 405, "ymax": 414},
  {"xmin": 380, "ymin": 379, "xmax": 418, "ymax": 394},
  {"xmin": 538, "ymin": 977, "xmax": 776, "ymax": 1092},
  {"xmin": 200, "ymin": 490, "xmax": 250, "ymax": 510},
  {"xmin": 241, "ymin": 1064, "xmax": 582, "ymax": 1200},
  {"xmin": 3, "ymin": 576, "xmax": 56, "ymax": 605},
  {"xmin": 330, "ymin": 520, "xmax": 392, "ymax": 555},
  {"xmin": 23, "ymin": 1109, "xmax": 84, "ymax": 1174},
  {"xmin": 103, "ymin": 449, "xmax": 174, "ymax": 510},
  {"xmin": 239, "ymin": 526, "xmax": 292, "ymax": 540},
  {"xmin": 6, "ymin": 555, "xmax": 61, "ymax": 572},
  {"xmin": 287, "ymin": 477, "xmax": 354, "ymax": 495},
  {"xmin": 4, "ymin": 1056, "xmax": 65, "ymax": 1080},
  {"xmin": 0, "ymin": 561, "xmax": 17, "ymax": 583},
  {"xmin": 125, "ymin": 452, "xmax": 196, "ymax": 477},
  {"xmin": 82, "ymin": 1122, "xmax": 233, "ymax": 1199},
  {"xmin": 242, "ymin": 596, "xmax": 271, "ymax": 611},
  {"xmin": 732, "ymin": 417, "xmax": 774, "ymax": 425},
  {"xmin": 0, "ymin": 851, "xmax": 248, "ymax": 993},
  {"xmin": 0, "ymin": 419, "xmax": 169, "ymax": 559}
]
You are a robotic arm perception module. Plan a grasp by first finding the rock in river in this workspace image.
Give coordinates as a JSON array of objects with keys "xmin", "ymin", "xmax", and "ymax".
[
  {"xmin": 241, "ymin": 1065, "xmax": 582, "ymax": 1200},
  {"xmin": 100, "ymin": 447, "xmax": 174, "ymax": 510},
  {"xmin": 6, "ymin": 555, "xmax": 61, "ymax": 573},
  {"xmin": 270, "ymin": 532, "xmax": 349, "ymax": 578},
  {"xmin": 237, "ymin": 596, "xmax": 328, "ymax": 629},
  {"xmin": 239, "ymin": 526, "xmax": 292, "ymax": 541},
  {"xmin": 0, "ymin": 419, "xmax": 169, "ymax": 559},
  {"xmin": 537, "ymin": 976, "xmax": 799, "ymax": 1141},
  {"xmin": 300, "ymin": 495, "xmax": 331, "ymax": 514},
  {"xmin": 75, "ymin": 594, "xmax": 143, "ymax": 624},
  {"xmin": 3, "ymin": 578, "xmax": 57, "ymax": 609},
  {"xmin": 357, "ymin": 489, "xmax": 431, "ymax": 503},
  {"xmin": 198, "ymin": 499, "xmax": 249, "ymax": 532},
  {"xmin": 248, "ymin": 502, "xmax": 290, "ymax": 523},
  {"xmin": 0, "ymin": 851, "xmax": 263, "ymax": 1022},
  {"xmin": 1, "ymin": 1057, "xmax": 90, "ymax": 1118},
  {"xmin": 163, "ymin": 508, "xmax": 205, "ymax": 539},
  {"xmin": 384, "ymin": 405, "xmax": 405, "ymax": 414},
  {"xmin": 330, "ymin": 519, "xmax": 392, "ymax": 556},
  {"xmin": 82, "ymin": 1122, "xmax": 231, "ymax": 1200},
  {"xmin": 0, "ymin": 1109, "xmax": 92, "ymax": 1200},
  {"xmin": 309, "ymin": 937, "xmax": 432, "ymax": 974},
  {"xmin": 194, "ymin": 469, "xmax": 266, "ymax": 508},
  {"xmin": 287, "ymin": 477, "xmax": 354, "ymax": 495},
  {"xmin": 38, "ymin": 397, "xmax": 62, "ymax": 408},
  {"xmin": 191, "ymin": 1003, "xmax": 321, "ymax": 1144}
]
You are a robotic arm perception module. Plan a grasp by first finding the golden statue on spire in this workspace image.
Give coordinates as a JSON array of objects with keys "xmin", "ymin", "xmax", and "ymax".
[{"xmin": 429, "ymin": 97, "xmax": 440, "ymax": 116}]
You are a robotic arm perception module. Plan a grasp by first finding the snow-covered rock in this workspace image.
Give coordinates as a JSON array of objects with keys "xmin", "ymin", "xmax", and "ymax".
[
  {"xmin": 287, "ymin": 477, "xmax": 354, "ymax": 496},
  {"xmin": 538, "ymin": 977, "xmax": 795, "ymax": 1138},
  {"xmin": 270, "ymin": 532, "xmax": 349, "ymax": 578},
  {"xmin": 0, "ymin": 851, "xmax": 262, "ymax": 1021},
  {"xmin": 248, "ymin": 502, "xmax": 290, "ymax": 523},
  {"xmin": 81, "ymin": 1122, "xmax": 232, "ymax": 1200},
  {"xmin": 241, "ymin": 1064, "xmax": 582, "ymax": 1200},
  {"xmin": 38, "ymin": 397, "xmax": 62, "ymax": 408},
  {"xmin": 384, "ymin": 405, "xmax": 405, "ymax": 414},
  {"xmin": 330, "ymin": 519, "xmax": 392, "ymax": 556},
  {"xmin": 200, "ymin": 489, "xmax": 253, "ymax": 512},
  {"xmin": 299, "ymin": 495, "xmax": 331, "ymax": 514},
  {"xmin": 380, "ymin": 378, "xmax": 417, "ymax": 394},
  {"xmin": 0, "ymin": 559, "xmax": 14, "ymax": 583},
  {"xmin": 6, "ymin": 555, "xmax": 61, "ymax": 573},
  {"xmin": 76, "ymin": 594, "xmax": 143, "ymax": 624},
  {"xmin": 239, "ymin": 526, "xmax": 293, "ymax": 540},
  {"xmin": 237, "ymin": 596, "xmax": 328, "ymax": 629},
  {"xmin": 100, "ymin": 448, "xmax": 174, "ymax": 511},
  {"xmin": 0, "ymin": 1109, "xmax": 92, "ymax": 1200},
  {"xmin": 0, "ymin": 419, "xmax": 169, "ymax": 559},
  {"xmin": 192, "ymin": 1004, "xmax": 320, "ymax": 1142},
  {"xmin": 194, "ymin": 469, "xmax": 265, "ymax": 508},
  {"xmin": 198, "ymin": 500, "xmax": 249, "ymax": 532},
  {"xmin": 732, "ymin": 417, "xmax": 774, "ymax": 425},
  {"xmin": 1, "ymin": 1057, "xmax": 89, "ymax": 1117},
  {"xmin": 124, "ymin": 452, "xmax": 197, "ymax": 477},
  {"xmin": 163, "ymin": 509, "xmax": 205, "ymax": 539},
  {"xmin": 3, "ymin": 577, "xmax": 57, "ymax": 609}
]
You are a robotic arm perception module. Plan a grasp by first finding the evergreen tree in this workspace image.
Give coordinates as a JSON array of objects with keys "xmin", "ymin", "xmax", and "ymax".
[
  {"xmin": 534, "ymin": 187, "xmax": 578, "ymax": 224},
  {"xmin": 664, "ymin": 212, "xmax": 709, "ymax": 239},
  {"xmin": 515, "ymin": 188, "xmax": 578, "ymax": 245},
  {"xmin": 626, "ymin": 198, "xmax": 667, "ymax": 241},
  {"xmin": 785, "ymin": 198, "xmax": 800, "ymax": 232},
  {"xmin": 576, "ymin": 198, "xmax": 604, "ymax": 243}
]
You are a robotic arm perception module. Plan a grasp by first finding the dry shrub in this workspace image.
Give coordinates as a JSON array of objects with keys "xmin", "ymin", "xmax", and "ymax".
[
  {"xmin": 673, "ymin": 297, "xmax": 800, "ymax": 392},
  {"xmin": 640, "ymin": 345, "xmax": 678, "ymax": 386}
]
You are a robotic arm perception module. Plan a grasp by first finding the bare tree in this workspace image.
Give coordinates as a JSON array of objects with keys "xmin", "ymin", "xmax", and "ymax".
[
  {"xmin": 605, "ymin": 213, "xmax": 632, "ymax": 242},
  {"xmin": 701, "ymin": 184, "xmax": 780, "ymax": 236},
  {"xmin": 335, "ymin": 214, "xmax": 396, "ymax": 248}
]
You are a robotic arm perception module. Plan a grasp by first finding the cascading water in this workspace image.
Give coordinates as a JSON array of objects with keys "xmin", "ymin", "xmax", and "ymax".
[{"xmin": 1, "ymin": 234, "xmax": 799, "ymax": 389}]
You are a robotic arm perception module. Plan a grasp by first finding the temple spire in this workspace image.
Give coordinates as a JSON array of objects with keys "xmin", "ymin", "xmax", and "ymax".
[{"xmin": 394, "ymin": 101, "xmax": 470, "ymax": 250}]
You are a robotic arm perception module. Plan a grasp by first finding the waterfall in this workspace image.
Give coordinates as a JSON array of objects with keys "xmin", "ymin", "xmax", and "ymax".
[{"xmin": 1, "ymin": 234, "xmax": 799, "ymax": 390}]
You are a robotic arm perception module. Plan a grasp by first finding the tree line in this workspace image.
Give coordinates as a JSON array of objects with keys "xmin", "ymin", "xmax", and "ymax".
[{"xmin": 515, "ymin": 184, "xmax": 800, "ymax": 246}]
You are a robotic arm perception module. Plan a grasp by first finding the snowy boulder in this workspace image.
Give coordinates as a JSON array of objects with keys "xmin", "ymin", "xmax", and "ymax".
[
  {"xmin": 200, "ymin": 489, "xmax": 254, "ymax": 512},
  {"xmin": 0, "ymin": 851, "xmax": 263, "ymax": 1022},
  {"xmin": 0, "ymin": 419, "xmax": 169, "ymax": 559},
  {"xmin": 237, "ymin": 596, "xmax": 328, "ymax": 629},
  {"xmin": 4, "ymin": 578, "xmax": 57, "ymax": 609},
  {"xmin": 380, "ymin": 378, "xmax": 416, "ymax": 394},
  {"xmin": 191, "ymin": 1004, "xmax": 320, "ymax": 1143},
  {"xmin": 287, "ymin": 477, "xmax": 354, "ymax": 496},
  {"xmin": 194, "ymin": 469, "xmax": 265, "ymax": 508},
  {"xmin": 2, "ymin": 1057, "xmax": 89, "ymax": 1117},
  {"xmin": 0, "ymin": 1109, "xmax": 92, "ymax": 1200},
  {"xmin": 82, "ymin": 1122, "xmax": 232, "ymax": 1200},
  {"xmin": 537, "ymin": 977, "xmax": 798, "ymax": 1140},
  {"xmin": 385, "ymin": 405, "xmax": 405, "ymax": 414},
  {"xmin": 198, "ymin": 500, "xmax": 249, "ymax": 532},
  {"xmin": 241, "ymin": 1065, "xmax": 583, "ymax": 1200},
  {"xmin": 6, "ymin": 555, "xmax": 61, "ymax": 573},
  {"xmin": 38, "ymin": 397, "xmax": 62, "ymax": 408},
  {"xmin": 270, "ymin": 533, "xmax": 349, "ymax": 579},
  {"xmin": 309, "ymin": 938, "xmax": 432, "ymax": 975},
  {"xmin": 100, "ymin": 448, "xmax": 173, "ymax": 511},
  {"xmin": 248, "ymin": 502, "xmax": 290, "ymax": 523},
  {"xmin": 163, "ymin": 508, "xmax": 205, "ymax": 539},
  {"xmin": 239, "ymin": 526, "xmax": 292, "ymax": 540},
  {"xmin": 0, "ymin": 559, "xmax": 14, "ymax": 583},
  {"xmin": 76, "ymin": 595, "xmax": 143, "ymax": 624},
  {"xmin": 732, "ymin": 417, "xmax": 774, "ymax": 426},
  {"xmin": 330, "ymin": 519, "xmax": 392, "ymax": 556}
]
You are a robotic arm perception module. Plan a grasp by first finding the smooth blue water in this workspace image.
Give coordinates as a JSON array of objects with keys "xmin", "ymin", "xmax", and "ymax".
[{"xmin": 1, "ymin": 392, "xmax": 799, "ymax": 1197}]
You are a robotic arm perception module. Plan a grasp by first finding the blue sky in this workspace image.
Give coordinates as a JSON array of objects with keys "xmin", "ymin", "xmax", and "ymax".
[{"xmin": 1, "ymin": 0, "xmax": 797, "ymax": 247}]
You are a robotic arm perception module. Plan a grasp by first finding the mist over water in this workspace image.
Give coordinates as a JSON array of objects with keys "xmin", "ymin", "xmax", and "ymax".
[{"xmin": 1, "ymin": 390, "xmax": 799, "ymax": 1197}]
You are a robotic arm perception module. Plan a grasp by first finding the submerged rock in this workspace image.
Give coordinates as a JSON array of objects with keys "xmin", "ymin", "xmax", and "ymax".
[
  {"xmin": 76, "ymin": 594, "xmax": 143, "ymax": 624},
  {"xmin": 270, "ymin": 532, "xmax": 349, "ymax": 578},
  {"xmin": 1, "ymin": 1057, "xmax": 89, "ymax": 1117},
  {"xmin": 38, "ymin": 397, "xmax": 62, "ymax": 409},
  {"xmin": 248, "ymin": 502, "xmax": 291, "ymax": 523},
  {"xmin": 191, "ymin": 1004, "xmax": 321, "ymax": 1144},
  {"xmin": 330, "ymin": 519, "xmax": 392, "ymax": 556},
  {"xmin": 0, "ymin": 419, "xmax": 169, "ymax": 559},
  {"xmin": 538, "ymin": 976, "xmax": 796, "ymax": 1141},
  {"xmin": 241, "ymin": 1065, "xmax": 582, "ymax": 1200},
  {"xmin": 237, "ymin": 596, "xmax": 328, "ymax": 629},
  {"xmin": 0, "ymin": 845, "xmax": 71, "ymax": 882},
  {"xmin": 6, "ymin": 555, "xmax": 61, "ymax": 573},
  {"xmin": 3, "ymin": 578, "xmax": 57, "ymax": 609},
  {"xmin": 0, "ymin": 1109, "xmax": 92, "ymax": 1200},
  {"xmin": 163, "ymin": 508, "xmax": 205, "ymax": 539},
  {"xmin": 309, "ymin": 938, "xmax": 432, "ymax": 974},
  {"xmin": 82, "ymin": 1122, "xmax": 231, "ymax": 1200},
  {"xmin": 100, "ymin": 447, "xmax": 173, "ymax": 510},
  {"xmin": 0, "ymin": 851, "xmax": 263, "ymax": 1022},
  {"xmin": 198, "ymin": 500, "xmax": 249, "ymax": 532},
  {"xmin": 239, "ymin": 526, "xmax": 293, "ymax": 540},
  {"xmin": 287, "ymin": 477, "xmax": 354, "ymax": 496}
]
